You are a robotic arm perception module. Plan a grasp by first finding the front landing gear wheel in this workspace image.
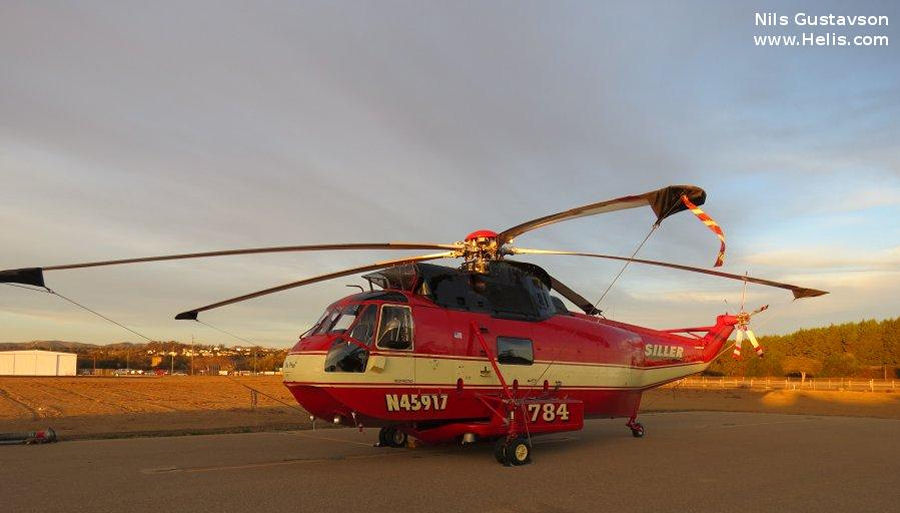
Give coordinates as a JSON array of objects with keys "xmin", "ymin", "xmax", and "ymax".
[
  {"xmin": 378, "ymin": 427, "xmax": 408, "ymax": 448},
  {"xmin": 507, "ymin": 437, "xmax": 532, "ymax": 466},
  {"xmin": 494, "ymin": 437, "xmax": 532, "ymax": 466},
  {"xmin": 630, "ymin": 422, "xmax": 645, "ymax": 438},
  {"xmin": 493, "ymin": 438, "xmax": 508, "ymax": 464}
]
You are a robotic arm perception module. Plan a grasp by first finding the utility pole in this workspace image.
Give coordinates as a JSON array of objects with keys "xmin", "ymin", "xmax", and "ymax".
[
  {"xmin": 190, "ymin": 334, "xmax": 195, "ymax": 376},
  {"xmin": 170, "ymin": 342, "xmax": 175, "ymax": 375}
]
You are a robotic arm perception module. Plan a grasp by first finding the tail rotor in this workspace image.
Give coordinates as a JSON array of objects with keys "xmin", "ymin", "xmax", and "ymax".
[{"xmin": 732, "ymin": 272, "xmax": 768, "ymax": 360}]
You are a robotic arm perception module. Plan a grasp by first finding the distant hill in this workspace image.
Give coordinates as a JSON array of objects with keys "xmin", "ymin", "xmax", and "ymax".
[{"xmin": 0, "ymin": 340, "xmax": 99, "ymax": 352}]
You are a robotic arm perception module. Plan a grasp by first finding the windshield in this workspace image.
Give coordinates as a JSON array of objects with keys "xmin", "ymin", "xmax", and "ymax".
[
  {"xmin": 324, "ymin": 304, "xmax": 377, "ymax": 373},
  {"xmin": 303, "ymin": 310, "xmax": 332, "ymax": 337},
  {"xmin": 311, "ymin": 304, "xmax": 361, "ymax": 336},
  {"xmin": 329, "ymin": 305, "xmax": 360, "ymax": 333}
]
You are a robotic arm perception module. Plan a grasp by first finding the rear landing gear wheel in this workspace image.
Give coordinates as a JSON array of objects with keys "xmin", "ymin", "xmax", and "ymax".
[
  {"xmin": 630, "ymin": 422, "xmax": 645, "ymax": 438},
  {"xmin": 378, "ymin": 427, "xmax": 408, "ymax": 448}
]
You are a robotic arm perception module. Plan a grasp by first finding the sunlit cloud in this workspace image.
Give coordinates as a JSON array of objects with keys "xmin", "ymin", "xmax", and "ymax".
[
  {"xmin": 1, "ymin": 1, "xmax": 898, "ymax": 345},
  {"xmin": 744, "ymin": 246, "xmax": 900, "ymax": 270}
]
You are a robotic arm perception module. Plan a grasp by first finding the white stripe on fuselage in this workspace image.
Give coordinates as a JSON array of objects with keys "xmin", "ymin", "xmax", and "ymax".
[{"xmin": 282, "ymin": 352, "xmax": 708, "ymax": 391}]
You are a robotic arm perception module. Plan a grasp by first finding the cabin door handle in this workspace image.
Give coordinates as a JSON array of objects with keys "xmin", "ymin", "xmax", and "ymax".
[{"xmin": 478, "ymin": 326, "xmax": 489, "ymax": 333}]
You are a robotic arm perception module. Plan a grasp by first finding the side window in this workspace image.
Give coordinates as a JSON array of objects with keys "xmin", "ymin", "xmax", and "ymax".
[
  {"xmin": 349, "ymin": 305, "xmax": 377, "ymax": 345},
  {"xmin": 376, "ymin": 305, "xmax": 414, "ymax": 350},
  {"xmin": 497, "ymin": 337, "xmax": 533, "ymax": 365}
]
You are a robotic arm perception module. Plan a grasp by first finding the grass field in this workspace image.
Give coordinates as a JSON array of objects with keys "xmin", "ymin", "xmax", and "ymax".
[{"xmin": 1, "ymin": 376, "xmax": 898, "ymax": 439}]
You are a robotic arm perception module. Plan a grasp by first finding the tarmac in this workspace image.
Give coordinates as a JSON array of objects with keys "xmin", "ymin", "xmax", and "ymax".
[{"xmin": 2, "ymin": 411, "xmax": 898, "ymax": 513}]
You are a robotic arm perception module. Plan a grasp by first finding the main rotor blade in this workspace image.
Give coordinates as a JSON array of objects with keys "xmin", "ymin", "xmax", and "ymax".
[
  {"xmin": 0, "ymin": 243, "xmax": 461, "ymax": 287},
  {"xmin": 497, "ymin": 185, "xmax": 707, "ymax": 245},
  {"xmin": 509, "ymin": 248, "xmax": 828, "ymax": 300},
  {"xmin": 547, "ymin": 276, "xmax": 601, "ymax": 315},
  {"xmin": 174, "ymin": 252, "xmax": 456, "ymax": 320}
]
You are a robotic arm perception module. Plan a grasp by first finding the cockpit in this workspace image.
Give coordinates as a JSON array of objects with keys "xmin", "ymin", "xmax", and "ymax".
[
  {"xmin": 306, "ymin": 261, "xmax": 569, "ymax": 374},
  {"xmin": 310, "ymin": 293, "xmax": 414, "ymax": 373}
]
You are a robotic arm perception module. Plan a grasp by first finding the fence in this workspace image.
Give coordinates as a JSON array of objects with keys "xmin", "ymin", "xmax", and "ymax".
[{"xmin": 666, "ymin": 376, "xmax": 897, "ymax": 392}]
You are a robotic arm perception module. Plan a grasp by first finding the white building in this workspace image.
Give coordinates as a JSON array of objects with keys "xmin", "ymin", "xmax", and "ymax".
[{"xmin": 0, "ymin": 350, "xmax": 78, "ymax": 376}]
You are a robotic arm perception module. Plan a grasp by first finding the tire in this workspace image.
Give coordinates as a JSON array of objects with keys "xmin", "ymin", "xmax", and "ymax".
[
  {"xmin": 631, "ymin": 423, "xmax": 645, "ymax": 438},
  {"xmin": 378, "ymin": 427, "xmax": 391, "ymax": 447},
  {"xmin": 389, "ymin": 428, "xmax": 408, "ymax": 448},
  {"xmin": 507, "ymin": 437, "xmax": 532, "ymax": 466},
  {"xmin": 493, "ymin": 438, "xmax": 508, "ymax": 464}
]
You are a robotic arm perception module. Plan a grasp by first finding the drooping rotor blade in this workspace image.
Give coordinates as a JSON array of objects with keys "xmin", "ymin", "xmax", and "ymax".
[
  {"xmin": 0, "ymin": 268, "xmax": 45, "ymax": 287},
  {"xmin": 508, "ymin": 248, "xmax": 828, "ymax": 300},
  {"xmin": 0, "ymin": 243, "xmax": 461, "ymax": 287},
  {"xmin": 174, "ymin": 252, "xmax": 456, "ymax": 320},
  {"xmin": 497, "ymin": 185, "xmax": 707, "ymax": 245},
  {"xmin": 548, "ymin": 275, "xmax": 601, "ymax": 315}
]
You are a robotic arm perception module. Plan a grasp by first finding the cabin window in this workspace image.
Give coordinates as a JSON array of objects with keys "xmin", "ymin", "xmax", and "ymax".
[
  {"xmin": 550, "ymin": 296, "xmax": 571, "ymax": 316},
  {"xmin": 376, "ymin": 305, "xmax": 414, "ymax": 350},
  {"xmin": 496, "ymin": 337, "xmax": 533, "ymax": 365}
]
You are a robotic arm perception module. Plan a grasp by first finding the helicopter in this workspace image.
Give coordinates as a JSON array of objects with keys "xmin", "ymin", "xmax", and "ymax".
[{"xmin": 0, "ymin": 184, "xmax": 827, "ymax": 465}]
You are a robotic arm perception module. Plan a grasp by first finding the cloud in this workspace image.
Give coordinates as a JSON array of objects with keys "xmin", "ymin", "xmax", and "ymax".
[
  {"xmin": 744, "ymin": 246, "xmax": 900, "ymax": 270},
  {"xmin": 1, "ymin": 1, "xmax": 898, "ymax": 345}
]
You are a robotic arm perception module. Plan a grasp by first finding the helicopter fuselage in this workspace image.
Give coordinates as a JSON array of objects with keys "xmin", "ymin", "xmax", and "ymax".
[{"xmin": 283, "ymin": 289, "xmax": 736, "ymax": 443}]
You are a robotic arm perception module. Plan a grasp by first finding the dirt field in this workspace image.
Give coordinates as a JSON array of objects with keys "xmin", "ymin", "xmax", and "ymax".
[
  {"xmin": 1, "ymin": 376, "xmax": 898, "ymax": 439},
  {"xmin": 0, "ymin": 376, "xmax": 308, "ymax": 439}
]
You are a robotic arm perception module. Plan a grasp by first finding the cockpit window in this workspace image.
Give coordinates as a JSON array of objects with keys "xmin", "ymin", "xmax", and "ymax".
[
  {"xmin": 302, "ymin": 309, "xmax": 331, "ymax": 337},
  {"xmin": 329, "ymin": 304, "xmax": 360, "ymax": 334},
  {"xmin": 376, "ymin": 305, "xmax": 414, "ymax": 350},
  {"xmin": 349, "ymin": 305, "xmax": 377, "ymax": 345},
  {"xmin": 324, "ymin": 304, "xmax": 374, "ymax": 373},
  {"xmin": 311, "ymin": 308, "xmax": 341, "ymax": 335}
]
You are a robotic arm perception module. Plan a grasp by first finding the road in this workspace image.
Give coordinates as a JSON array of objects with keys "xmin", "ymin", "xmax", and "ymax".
[{"xmin": 2, "ymin": 412, "xmax": 898, "ymax": 513}]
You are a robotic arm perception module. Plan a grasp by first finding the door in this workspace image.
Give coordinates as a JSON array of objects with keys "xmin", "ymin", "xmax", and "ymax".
[{"xmin": 373, "ymin": 303, "xmax": 415, "ymax": 385}]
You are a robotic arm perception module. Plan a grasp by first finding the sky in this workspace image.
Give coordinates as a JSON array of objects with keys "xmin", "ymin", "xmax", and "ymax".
[{"xmin": 1, "ymin": 1, "xmax": 898, "ymax": 347}]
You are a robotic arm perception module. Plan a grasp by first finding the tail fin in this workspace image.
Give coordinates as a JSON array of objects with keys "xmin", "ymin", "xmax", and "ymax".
[{"xmin": 699, "ymin": 314, "xmax": 739, "ymax": 362}]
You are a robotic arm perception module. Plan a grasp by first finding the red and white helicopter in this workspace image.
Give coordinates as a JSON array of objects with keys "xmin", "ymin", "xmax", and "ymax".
[{"xmin": 1, "ymin": 185, "xmax": 826, "ymax": 465}]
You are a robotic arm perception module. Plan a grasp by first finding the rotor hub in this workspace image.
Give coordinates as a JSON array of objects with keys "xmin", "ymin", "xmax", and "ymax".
[
  {"xmin": 465, "ymin": 229, "xmax": 498, "ymax": 241},
  {"xmin": 461, "ymin": 230, "xmax": 502, "ymax": 273}
]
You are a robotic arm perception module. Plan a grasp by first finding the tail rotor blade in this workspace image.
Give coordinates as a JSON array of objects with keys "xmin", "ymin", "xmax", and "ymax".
[
  {"xmin": 750, "ymin": 304, "xmax": 769, "ymax": 317},
  {"xmin": 740, "ymin": 271, "xmax": 748, "ymax": 311},
  {"xmin": 733, "ymin": 328, "xmax": 744, "ymax": 359},
  {"xmin": 746, "ymin": 329, "xmax": 764, "ymax": 357}
]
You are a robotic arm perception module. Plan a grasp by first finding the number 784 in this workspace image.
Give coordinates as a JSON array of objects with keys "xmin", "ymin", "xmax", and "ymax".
[{"xmin": 527, "ymin": 402, "xmax": 570, "ymax": 422}]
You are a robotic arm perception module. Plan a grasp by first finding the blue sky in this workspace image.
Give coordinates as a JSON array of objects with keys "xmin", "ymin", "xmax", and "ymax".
[{"xmin": 1, "ymin": 1, "xmax": 898, "ymax": 346}]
